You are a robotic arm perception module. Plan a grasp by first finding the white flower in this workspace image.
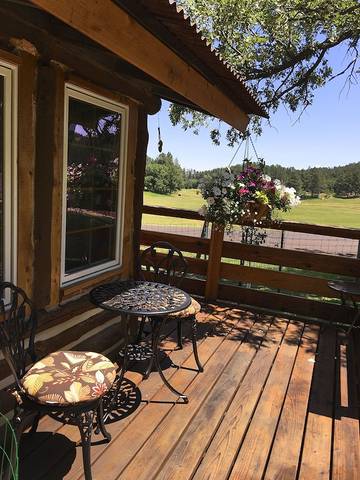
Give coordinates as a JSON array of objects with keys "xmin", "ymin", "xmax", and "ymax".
[
  {"xmin": 213, "ymin": 187, "xmax": 221, "ymax": 197},
  {"xmin": 207, "ymin": 197, "xmax": 215, "ymax": 205},
  {"xmin": 198, "ymin": 205, "xmax": 208, "ymax": 216},
  {"xmin": 274, "ymin": 179, "xmax": 282, "ymax": 191},
  {"xmin": 262, "ymin": 174, "xmax": 272, "ymax": 182},
  {"xmin": 222, "ymin": 188, "xmax": 227, "ymax": 194}
]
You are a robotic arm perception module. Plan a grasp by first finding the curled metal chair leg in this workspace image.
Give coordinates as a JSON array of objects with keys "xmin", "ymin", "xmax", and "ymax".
[
  {"xmin": 191, "ymin": 315, "xmax": 204, "ymax": 373},
  {"xmin": 96, "ymin": 400, "xmax": 111, "ymax": 442},
  {"xmin": 77, "ymin": 410, "xmax": 95, "ymax": 480}
]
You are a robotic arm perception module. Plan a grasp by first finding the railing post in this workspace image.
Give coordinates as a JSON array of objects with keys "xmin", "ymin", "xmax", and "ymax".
[{"xmin": 205, "ymin": 224, "xmax": 225, "ymax": 301}]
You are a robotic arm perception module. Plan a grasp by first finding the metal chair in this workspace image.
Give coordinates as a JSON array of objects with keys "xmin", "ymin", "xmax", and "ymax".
[
  {"xmin": 138, "ymin": 242, "xmax": 203, "ymax": 375},
  {"xmin": 0, "ymin": 282, "xmax": 116, "ymax": 480}
]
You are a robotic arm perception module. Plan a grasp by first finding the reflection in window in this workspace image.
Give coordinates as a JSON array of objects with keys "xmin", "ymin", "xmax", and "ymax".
[
  {"xmin": 0, "ymin": 76, "xmax": 4, "ymax": 281},
  {"xmin": 0, "ymin": 63, "xmax": 16, "ymax": 289},
  {"xmin": 63, "ymin": 88, "xmax": 126, "ymax": 283}
]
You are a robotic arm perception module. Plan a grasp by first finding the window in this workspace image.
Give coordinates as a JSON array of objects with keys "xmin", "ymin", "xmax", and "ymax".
[
  {"xmin": 61, "ymin": 85, "xmax": 128, "ymax": 285},
  {"xmin": 0, "ymin": 62, "xmax": 17, "ymax": 287}
]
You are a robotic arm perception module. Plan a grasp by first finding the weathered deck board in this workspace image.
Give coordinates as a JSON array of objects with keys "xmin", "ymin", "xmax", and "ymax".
[
  {"xmin": 332, "ymin": 333, "xmax": 360, "ymax": 480},
  {"xmin": 264, "ymin": 323, "xmax": 319, "ymax": 480},
  {"xmin": 18, "ymin": 304, "xmax": 360, "ymax": 480},
  {"xmin": 142, "ymin": 316, "xmax": 274, "ymax": 480},
  {"xmin": 298, "ymin": 326, "xmax": 337, "ymax": 480},
  {"xmin": 228, "ymin": 320, "xmax": 304, "ymax": 480},
  {"xmin": 91, "ymin": 310, "xmax": 255, "ymax": 480},
  {"xmin": 192, "ymin": 317, "xmax": 287, "ymax": 480}
]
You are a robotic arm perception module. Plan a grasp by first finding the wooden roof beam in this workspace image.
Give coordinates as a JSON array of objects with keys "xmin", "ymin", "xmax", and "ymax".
[{"xmin": 28, "ymin": 0, "xmax": 249, "ymax": 132}]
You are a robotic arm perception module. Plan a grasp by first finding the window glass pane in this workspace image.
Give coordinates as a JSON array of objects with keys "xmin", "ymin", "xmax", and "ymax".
[
  {"xmin": 65, "ymin": 96, "xmax": 122, "ymax": 276},
  {"xmin": 0, "ymin": 76, "xmax": 4, "ymax": 282}
]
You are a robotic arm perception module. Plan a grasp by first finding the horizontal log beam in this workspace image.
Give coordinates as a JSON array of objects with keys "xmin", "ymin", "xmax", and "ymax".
[
  {"xmin": 143, "ymin": 205, "xmax": 203, "ymax": 221},
  {"xmin": 218, "ymin": 284, "xmax": 352, "ymax": 324},
  {"xmin": 222, "ymin": 241, "xmax": 359, "ymax": 276},
  {"xmin": 139, "ymin": 250, "xmax": 208, "ymax": 276},
  {"xmin": 257, "ymin": 221, "xmax": 360, "ymax": 240},
  {"xmin": 0, "ymin": 5, "xmax": 160, "ymax": 114},
  {"xmin": 29, "ymin": 0, "xmax": 249, "ymax": 131},
  {"xmin": 220, "ymin": 263, "xmax": 350, "ymax": 299},
  {"xmin": 140, "ymin": 230, "xmax": 210, "ymax": 255}
]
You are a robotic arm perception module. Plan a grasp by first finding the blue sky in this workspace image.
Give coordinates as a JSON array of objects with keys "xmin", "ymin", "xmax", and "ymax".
[{"xmin": 147, "ymin": 49, "xmax": 359, "ymax": 171}]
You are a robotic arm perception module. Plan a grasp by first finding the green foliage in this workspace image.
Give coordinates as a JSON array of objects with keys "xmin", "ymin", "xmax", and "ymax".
[
  {"xmin": 172, "ymin": 0, "xmax": 360, "ymax": 143},
  {"xmin": 185, "ymin": 161, "xmax": 360, "ymax": 198},
  {"xmin": 144, "ymin": 152, "xmax": 184, "ymax": 194},
  {"xmin": 333, "ymin": 168, "xmax": 360, "ymax": 196}
]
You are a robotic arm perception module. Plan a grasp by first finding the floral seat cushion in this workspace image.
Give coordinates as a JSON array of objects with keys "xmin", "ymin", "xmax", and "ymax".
[
  {"xmin": 168, "ymin": 297, "xmax": 201, "ymax": 318},
  {"xmin": 21, "ymin": 351, "xmax": 116, "ymax": 406}
]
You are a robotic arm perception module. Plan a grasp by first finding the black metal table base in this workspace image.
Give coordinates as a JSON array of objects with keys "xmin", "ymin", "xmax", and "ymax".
[
  {"xmin": 90, "ymin": 281, "xmax": 203, "ymax": 405},
  {"xmin": 117, "ymin": 316, "xmax": 203, "ymax": 404}
]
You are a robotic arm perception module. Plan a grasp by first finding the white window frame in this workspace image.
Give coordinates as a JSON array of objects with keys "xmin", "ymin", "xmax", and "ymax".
[
  {"xmin": 0, "ymin": 60, "xmax": 18, "ymax": 292},
  {"xmin": 61, "ymin": 84, "xmax": 128, "ymax": 286}
]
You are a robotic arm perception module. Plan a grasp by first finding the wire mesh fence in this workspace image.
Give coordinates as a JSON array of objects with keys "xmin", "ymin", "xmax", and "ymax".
[{"xmin": 142, "ymin": 222, "xmax": 359, "ymax": 258}]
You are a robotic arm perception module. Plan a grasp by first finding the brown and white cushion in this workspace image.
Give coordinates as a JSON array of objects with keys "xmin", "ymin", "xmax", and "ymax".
[
  {"xmin": 21, "ymin": 351, "xmax": 116, "ymax": 406},
  {"xmin": 167, "ymin": 297, "xmax": 201, "ymax": 318}
]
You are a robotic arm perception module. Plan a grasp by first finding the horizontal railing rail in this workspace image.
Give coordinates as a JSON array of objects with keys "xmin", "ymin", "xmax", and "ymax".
[
  {"xmin": 143, "ymin": 205, "xmax": 360, "ymax": 239},
  {"xmin": 141, "ymin": 205, "xmax": 360, "ymax": 322}
]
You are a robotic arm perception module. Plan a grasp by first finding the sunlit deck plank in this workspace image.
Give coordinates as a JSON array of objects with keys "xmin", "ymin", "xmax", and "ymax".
[
  {"xmin": 228, "ymin": 320, "xmax": 304, "ymax": 480},
  {"xmin": 17, "ymin": 305, "xmax": 360, "ymax": 480},
  {"xmin": 298, "ymin": 327, "xmax": 337, "ymax": 480},
  {"xmin": 191, "ymin": 316, "xmax": 287, "ymax": 480},
  {"xmin": 264, "ymin": 324, "xmax": 319, "ymax": 480},
  {"xmin": 332, "ymin": 333, "xmax": 360, "ymax": 480}
]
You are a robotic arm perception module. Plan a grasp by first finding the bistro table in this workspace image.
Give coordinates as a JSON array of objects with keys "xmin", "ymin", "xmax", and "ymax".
[
  {"xmin": 328, "ymin": 280, "xmax": 360, "ymax": 334},
  {"xmin": 90, "ymin": 280, "xmax": 192, "ymax": 404}
]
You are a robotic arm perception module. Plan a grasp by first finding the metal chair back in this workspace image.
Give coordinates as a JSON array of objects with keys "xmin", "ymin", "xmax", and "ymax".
[
  {"xmin": 139, "ymin": 241, "xmax": 188, "ymax": 287},
  {"xmin": 0, "ymin": 283, "xmax": 37, "ymax": 388}
]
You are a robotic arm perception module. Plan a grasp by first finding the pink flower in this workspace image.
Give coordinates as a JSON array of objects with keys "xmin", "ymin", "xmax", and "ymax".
[
  {"xmin": 91, "ymin": 383, "xmax": 108, "ymax": 397},
  {"xmin": 238, "ymin": 188, "xmax": 249, "ymax": 195}
]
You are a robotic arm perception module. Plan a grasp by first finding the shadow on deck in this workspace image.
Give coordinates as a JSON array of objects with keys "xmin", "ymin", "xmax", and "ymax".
[{"xmin": 19, "ymin": 302, "xmax": 360, "ymax": 480}]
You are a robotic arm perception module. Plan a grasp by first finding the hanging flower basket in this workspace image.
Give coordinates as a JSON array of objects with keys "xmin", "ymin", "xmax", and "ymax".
[
  {"xmin": 241, "ymin": 200, "xmax": 270, "ymax": 223},
  {"xmin": 198, "ymin": 162, "xmax": 300, "ymax": 230}
]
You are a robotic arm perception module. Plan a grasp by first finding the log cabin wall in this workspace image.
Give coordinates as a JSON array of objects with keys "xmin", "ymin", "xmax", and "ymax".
[{"xmin": 0, "ymin": 6, "xmax": 156, "ymax": 386}]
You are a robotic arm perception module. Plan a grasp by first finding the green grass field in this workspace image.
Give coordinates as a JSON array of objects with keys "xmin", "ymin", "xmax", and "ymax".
[{"xmin": 143, "ymin": 189, "xmax": 360, "ymax": 228}]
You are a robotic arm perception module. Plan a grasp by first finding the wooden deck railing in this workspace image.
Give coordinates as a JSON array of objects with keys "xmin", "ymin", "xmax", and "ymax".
[{"xmin": 141, "ymin": 205, "xmax": 360, "ymax": 323}]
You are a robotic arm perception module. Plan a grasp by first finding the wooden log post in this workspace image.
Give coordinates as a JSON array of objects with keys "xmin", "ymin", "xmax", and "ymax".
[
  {"xmin": 132, "ymin": 107, "xmax": 149, "ymax": 278},
  {"xmin": 15, "ymin": 48, "xmax": 38, "ymax": 298},
  {"xmin": 34, "ymin": 62, "xmax": 65, "ymax": 308},
  {"xmin": 205, "ymin": 224, "xmax": 225, "ymax": 301}
]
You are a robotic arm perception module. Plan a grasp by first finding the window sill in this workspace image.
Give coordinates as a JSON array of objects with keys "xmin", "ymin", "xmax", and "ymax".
[{"xmin": 60, "ymin": 267, "xmax": 125, "ymax": 303}]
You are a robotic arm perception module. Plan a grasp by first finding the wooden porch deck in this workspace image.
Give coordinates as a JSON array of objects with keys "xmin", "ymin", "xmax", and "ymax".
[{"xmin": 19, "ymin": 303, "xmax": 360, "ymax": 480}]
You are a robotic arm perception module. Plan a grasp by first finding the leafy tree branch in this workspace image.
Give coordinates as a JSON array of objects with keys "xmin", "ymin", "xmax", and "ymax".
[{"xmin": 171, "ymin": 0, "xmax": 360, "ymax": 143}]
